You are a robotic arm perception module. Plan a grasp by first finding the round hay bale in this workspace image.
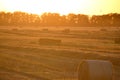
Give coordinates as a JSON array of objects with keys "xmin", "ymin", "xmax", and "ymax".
[{"xmin": 78, "ymin": 60, "xmax": 113, "ymax": 80}]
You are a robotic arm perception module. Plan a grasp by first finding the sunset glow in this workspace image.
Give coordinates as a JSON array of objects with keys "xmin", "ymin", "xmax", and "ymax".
[{"xmin": 0, "ymin": 0, "xmax": 120, "ymax": 15}]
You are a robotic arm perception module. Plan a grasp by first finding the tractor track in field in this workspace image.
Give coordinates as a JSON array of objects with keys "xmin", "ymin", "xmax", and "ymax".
[
  {"xmin": 0, "ymin": 66, "xmax": 50, "ymax": 80},
  {"xmin": 0, "ymin": 44, "xmax": 120, "ymax": 66}
]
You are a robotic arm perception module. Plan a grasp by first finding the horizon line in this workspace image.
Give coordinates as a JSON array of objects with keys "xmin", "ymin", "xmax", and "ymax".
[{"xmin": 0, "ymin": 10, "xmax": 120, "ymax": 16}]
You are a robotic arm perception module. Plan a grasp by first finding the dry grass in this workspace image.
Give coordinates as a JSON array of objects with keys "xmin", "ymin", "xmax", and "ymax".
[{"xmin": 0, "ymin": 26, "xmax": 120, "ymax": 80}]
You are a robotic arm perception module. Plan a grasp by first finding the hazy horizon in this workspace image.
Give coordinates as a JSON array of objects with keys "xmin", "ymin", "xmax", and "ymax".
[{"xmin": 0, "ymin": 0, "xmax": 120, "ymax": 15}]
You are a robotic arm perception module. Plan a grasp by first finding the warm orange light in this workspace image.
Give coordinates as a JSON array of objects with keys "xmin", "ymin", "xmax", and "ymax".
[{"xmin": 0, "ymin": 0, "xmax": 120, "ymax": 15}]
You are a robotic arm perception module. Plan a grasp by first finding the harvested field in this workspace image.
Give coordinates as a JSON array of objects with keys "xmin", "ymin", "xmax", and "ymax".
[{"xmin": 0, "ymin": 26, "xmax": 120, "ymax": 80}]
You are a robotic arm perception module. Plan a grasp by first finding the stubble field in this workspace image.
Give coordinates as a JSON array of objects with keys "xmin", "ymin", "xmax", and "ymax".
[{"xmin": 0, "ymin": 26, "xmax": 120, "ymax": 80}]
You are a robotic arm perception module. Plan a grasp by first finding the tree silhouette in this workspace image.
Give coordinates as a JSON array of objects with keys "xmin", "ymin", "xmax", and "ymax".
[{"xmin": 0, "ymin": 11, "xmax": 120, "ymax": 27}]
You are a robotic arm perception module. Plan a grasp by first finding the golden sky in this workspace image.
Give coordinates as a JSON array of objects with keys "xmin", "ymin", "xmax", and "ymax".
[{"xmin": 0, "ymin": 0, "xmax": 120, "ymax": 15}]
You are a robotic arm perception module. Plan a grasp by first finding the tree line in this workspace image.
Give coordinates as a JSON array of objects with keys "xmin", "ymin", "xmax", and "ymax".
[{"xmin": 0, "ymin": 11, "xmax": 120, "ymax": 27}]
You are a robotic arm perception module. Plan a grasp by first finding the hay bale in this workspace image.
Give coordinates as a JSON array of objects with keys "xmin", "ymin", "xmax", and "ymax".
[
  {"xmin": 42, "ymin": 28, "xmax": 49, "ymax": 32},
  {"xmin": 114, "ymin": 38, "xmax": 120, "ymax": 44},
  {"xmin": 11, "ymin": 28, "xmax": 19, "ymax": 31},
  {"xmin": 78, "ymin": 60, "xmax": 113, "ymax": 80},
  {"xmin": 39, "ymin": 38, "xmax": 62, "ymax": 45},
  {"xmin": 62, "ymin": 29, "xmax": 70, "ymax": 34},
  {"xmin": 100, "ymin": 28, "xmax": 107, "ymax": 31}
]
